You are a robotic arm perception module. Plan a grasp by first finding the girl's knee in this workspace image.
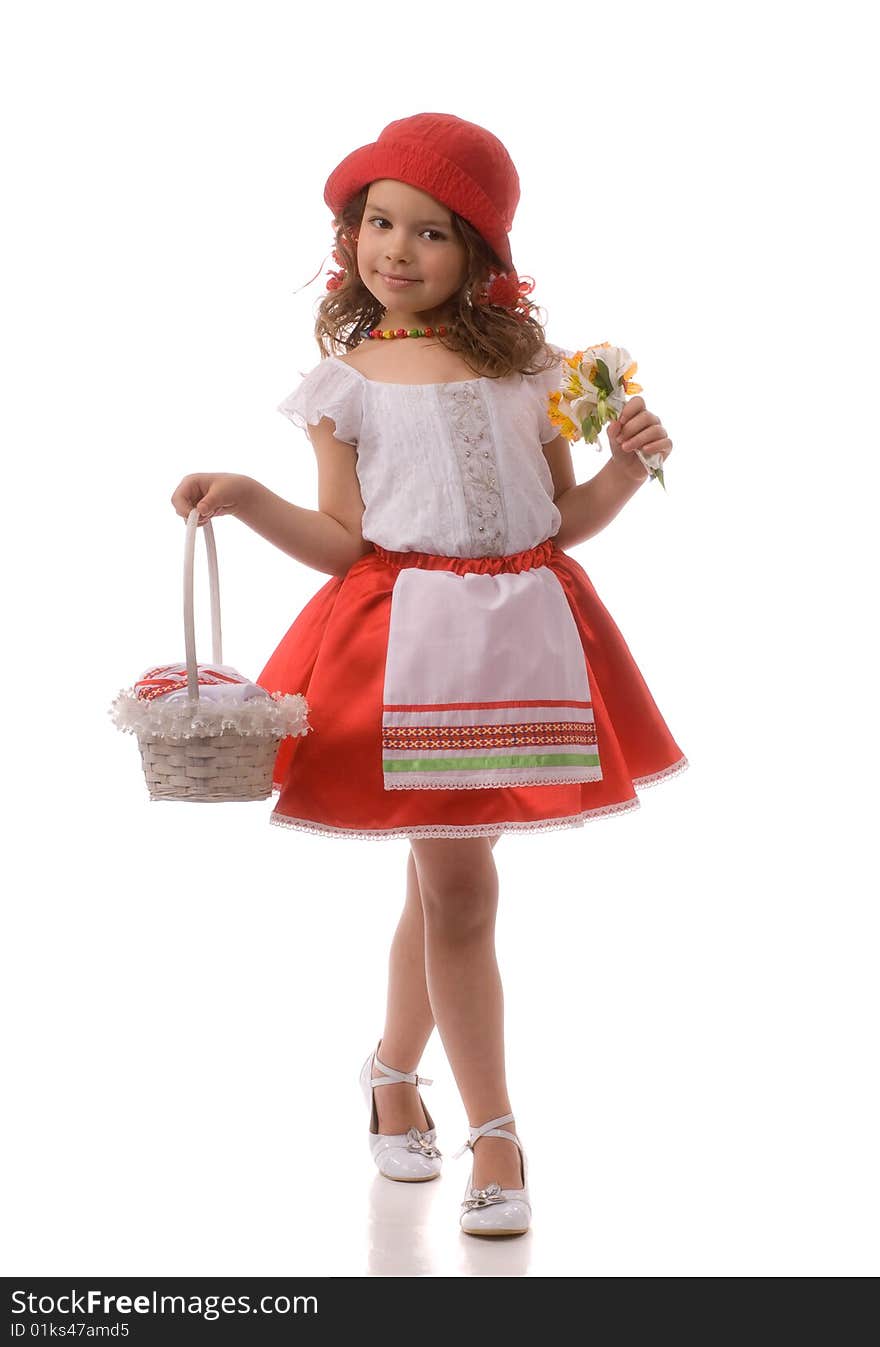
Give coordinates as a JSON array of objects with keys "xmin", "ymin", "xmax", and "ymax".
[{"xmin": 409, "ymin": 837, "xmax": 498, "ymax": 933}]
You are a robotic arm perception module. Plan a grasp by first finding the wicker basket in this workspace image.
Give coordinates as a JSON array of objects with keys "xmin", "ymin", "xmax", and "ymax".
[{"xmin": 109, "ymin": 509, "xmax": 310, "ymax": 803}]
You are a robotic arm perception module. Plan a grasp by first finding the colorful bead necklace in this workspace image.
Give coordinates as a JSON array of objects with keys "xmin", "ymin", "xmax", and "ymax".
[{"xmin": 367, "ymin": 325, "xmax": 451, "ymax": 339}]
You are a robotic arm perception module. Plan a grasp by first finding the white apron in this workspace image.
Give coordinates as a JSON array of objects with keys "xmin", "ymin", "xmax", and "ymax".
[{"xmin": 381, "ymin": 565, "xmax": 604, "ymax": 791}]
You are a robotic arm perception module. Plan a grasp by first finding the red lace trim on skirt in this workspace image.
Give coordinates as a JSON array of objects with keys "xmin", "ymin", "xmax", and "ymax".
[{"xmin": 370, "ymin": 538, "xmax": 557, "ymax": 575}]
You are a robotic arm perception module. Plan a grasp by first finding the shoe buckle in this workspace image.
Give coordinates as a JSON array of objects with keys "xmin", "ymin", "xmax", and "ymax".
[
  {"xmin": 405, "ymin": 1127, "xmax": 441, "ymax": 1159},
  {"xmin": 463, "ymin": 1181, "xmax": 506, "ymax": 1210}
]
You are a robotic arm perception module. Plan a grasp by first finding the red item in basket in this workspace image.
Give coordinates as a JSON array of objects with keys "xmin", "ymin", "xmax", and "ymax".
[{"xmin": 133, "ymin": 663, "xmax": 249, "ymax": 703}]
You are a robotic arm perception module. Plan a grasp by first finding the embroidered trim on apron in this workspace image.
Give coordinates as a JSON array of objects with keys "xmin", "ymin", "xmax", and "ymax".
[{"xmin": 380, "ymin": 545, "xmax": 603, "ymax": 791}]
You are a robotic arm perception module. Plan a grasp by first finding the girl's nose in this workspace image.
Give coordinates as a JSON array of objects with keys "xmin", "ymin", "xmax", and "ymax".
[{"xmin": 384, "ymin": 231, "xmax": 412, "ymax": 260}]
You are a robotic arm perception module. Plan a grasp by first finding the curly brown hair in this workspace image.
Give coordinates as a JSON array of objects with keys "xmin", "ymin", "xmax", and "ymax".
[{"xmin": 310, "ymin": 184, "xmax": 560, "ymax": 381}]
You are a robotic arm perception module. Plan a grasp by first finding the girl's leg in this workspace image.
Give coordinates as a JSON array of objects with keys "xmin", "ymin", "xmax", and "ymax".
[
  {"xmin": 371, "ymin": 847, "xmax": 435, "ymax": 1136},
  {"xmin": 372, "ymin": 837, "xmax": 502, "ymax": 1141},
  {"xmin": 408, "ymin": 835, "xmax": 522, "ymax": 1192}
]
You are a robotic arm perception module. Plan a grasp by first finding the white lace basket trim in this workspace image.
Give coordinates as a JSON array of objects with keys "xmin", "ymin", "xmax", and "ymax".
[{"xmin": 108, "ymin": 688, "xmax": 311, "ymax": 741}]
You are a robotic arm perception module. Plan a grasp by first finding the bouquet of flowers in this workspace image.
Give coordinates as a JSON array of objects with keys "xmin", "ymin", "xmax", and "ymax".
[{"xmin": 546, "ymin": 343, "xmax": 666, "ymax": 489}]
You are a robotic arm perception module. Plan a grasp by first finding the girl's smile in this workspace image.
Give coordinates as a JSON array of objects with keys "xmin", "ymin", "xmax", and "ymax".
[{"xmin": 378, "ymin": 273, "xmax": 421, "ymax": 289}]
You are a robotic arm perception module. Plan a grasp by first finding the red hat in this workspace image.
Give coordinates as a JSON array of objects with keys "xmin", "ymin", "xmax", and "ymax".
[{"xmin": 323, "ymin": 112, "xmax": 520, "ymax": 272}]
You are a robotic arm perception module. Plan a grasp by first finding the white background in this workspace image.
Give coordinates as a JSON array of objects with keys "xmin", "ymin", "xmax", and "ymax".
[{"xmin": 2, "ymin": 0, "xmax": 876, "ymax": 1277}]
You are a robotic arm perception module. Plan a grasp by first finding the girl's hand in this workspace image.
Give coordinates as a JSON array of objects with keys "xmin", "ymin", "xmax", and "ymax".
[
  {"xmin": 607, "ymin": 397, "xmax": 673, "ymax": 482},
  {"xmin": 170, "ymin": 473, "xmax": 254, "ymax": 526}
]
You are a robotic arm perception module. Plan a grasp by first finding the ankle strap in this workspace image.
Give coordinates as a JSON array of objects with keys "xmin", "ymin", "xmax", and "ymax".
[
  {"xmin": 452, "ymin": 1111, "xmax": 518, "ymax": 1160},
  {"xmin": 372, "ymin": 1050, "xmax": 433, "ymax": 1089}
]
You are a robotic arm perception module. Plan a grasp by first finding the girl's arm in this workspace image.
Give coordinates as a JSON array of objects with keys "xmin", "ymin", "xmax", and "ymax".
[
  {"xmin": 236, "ymin": 480, "xmax": 370, "ymax": 577},
  {"xmin": 552, "ymin": 457, "xmax": 646, "ymax": 550},
  {"xmin": 237, "ymin": 416, "xmax": 373, "ymax": 577}
]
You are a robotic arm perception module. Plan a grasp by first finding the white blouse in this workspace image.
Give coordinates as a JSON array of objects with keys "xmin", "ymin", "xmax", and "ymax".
[{"xmin": 277, "ymin": 345, "xmax": 575, "ymax": 558}]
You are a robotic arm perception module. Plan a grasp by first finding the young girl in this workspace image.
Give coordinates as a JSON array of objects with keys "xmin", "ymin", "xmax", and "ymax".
[{"xmin": 171, "ymin": 112, "xmax": 688, "ymax": 1239}]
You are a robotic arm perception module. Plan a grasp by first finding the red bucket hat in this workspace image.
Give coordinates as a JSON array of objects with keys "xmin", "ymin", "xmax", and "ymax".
[{"xmin": 323, "ymin": 111, "xmax": 520, "ymax": 272}]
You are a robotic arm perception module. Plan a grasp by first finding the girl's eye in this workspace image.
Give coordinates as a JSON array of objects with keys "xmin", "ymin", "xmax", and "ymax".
[{"xmin": 368, "ymin": 216, "xmax": 445, "ymax": 241}]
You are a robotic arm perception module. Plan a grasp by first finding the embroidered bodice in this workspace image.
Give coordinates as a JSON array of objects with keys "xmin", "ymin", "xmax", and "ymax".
[{"xmin": 277, "ymin": 346, "xmax": 575, "ymax": 558}]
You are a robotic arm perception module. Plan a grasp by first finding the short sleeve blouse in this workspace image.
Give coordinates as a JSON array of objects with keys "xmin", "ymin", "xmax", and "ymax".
[
  {"xmin": 275, "ymin": 346, "xmax": 575, "ymax": 558},
  {"xmin": 277, "ymin": 357, "xmax": 363, "ymax": 447},
  {"xmin": 534, "ymin": 346, "xmax": 576, "ymax": 442}
]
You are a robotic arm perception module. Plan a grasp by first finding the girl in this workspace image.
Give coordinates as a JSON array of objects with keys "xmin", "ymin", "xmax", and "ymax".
[{"xmin": 170, "ymin": 112, "xmax": 688, "ymax": 1239}]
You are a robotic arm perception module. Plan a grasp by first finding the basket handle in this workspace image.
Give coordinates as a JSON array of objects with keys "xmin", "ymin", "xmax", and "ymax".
[{"xmin": 184, "ymin": 508, "xmax": 224, "ymax": 703}]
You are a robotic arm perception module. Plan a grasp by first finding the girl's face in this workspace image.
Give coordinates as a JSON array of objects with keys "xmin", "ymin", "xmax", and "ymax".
[{"xmin": 356, "ymin": 179, "xmax": 469, "ymax": 327}]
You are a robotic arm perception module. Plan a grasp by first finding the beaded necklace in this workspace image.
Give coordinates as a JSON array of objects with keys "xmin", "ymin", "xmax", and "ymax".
[{"xmin": 367, "ymin": 325, "xmax": 451, "ymax": 340}]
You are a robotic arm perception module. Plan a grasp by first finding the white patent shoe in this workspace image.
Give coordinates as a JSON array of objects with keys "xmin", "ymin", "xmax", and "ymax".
[
  {"xmin": 359, "ymin": 1039, "xmax": 442, "ymax": 1183},
  {"xmin": 453, "ymin": 1112, "xmax": 531, "ymax": 1237}
]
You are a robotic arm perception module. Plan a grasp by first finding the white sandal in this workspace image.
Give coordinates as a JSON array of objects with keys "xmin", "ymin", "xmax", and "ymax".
[
  {"xmin": 358, "ymin": 1038, "xmax": 442, "ymax": 1182},
  {"xmin": 453, "ymin": 1112, "xmax": 531, "ymax": 1236}
]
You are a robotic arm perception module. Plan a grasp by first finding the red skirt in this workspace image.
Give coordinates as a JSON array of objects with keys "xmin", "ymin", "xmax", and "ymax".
[{"xmin": 255, "ymin": 539, "xmax": 688, "ymax": 840}]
